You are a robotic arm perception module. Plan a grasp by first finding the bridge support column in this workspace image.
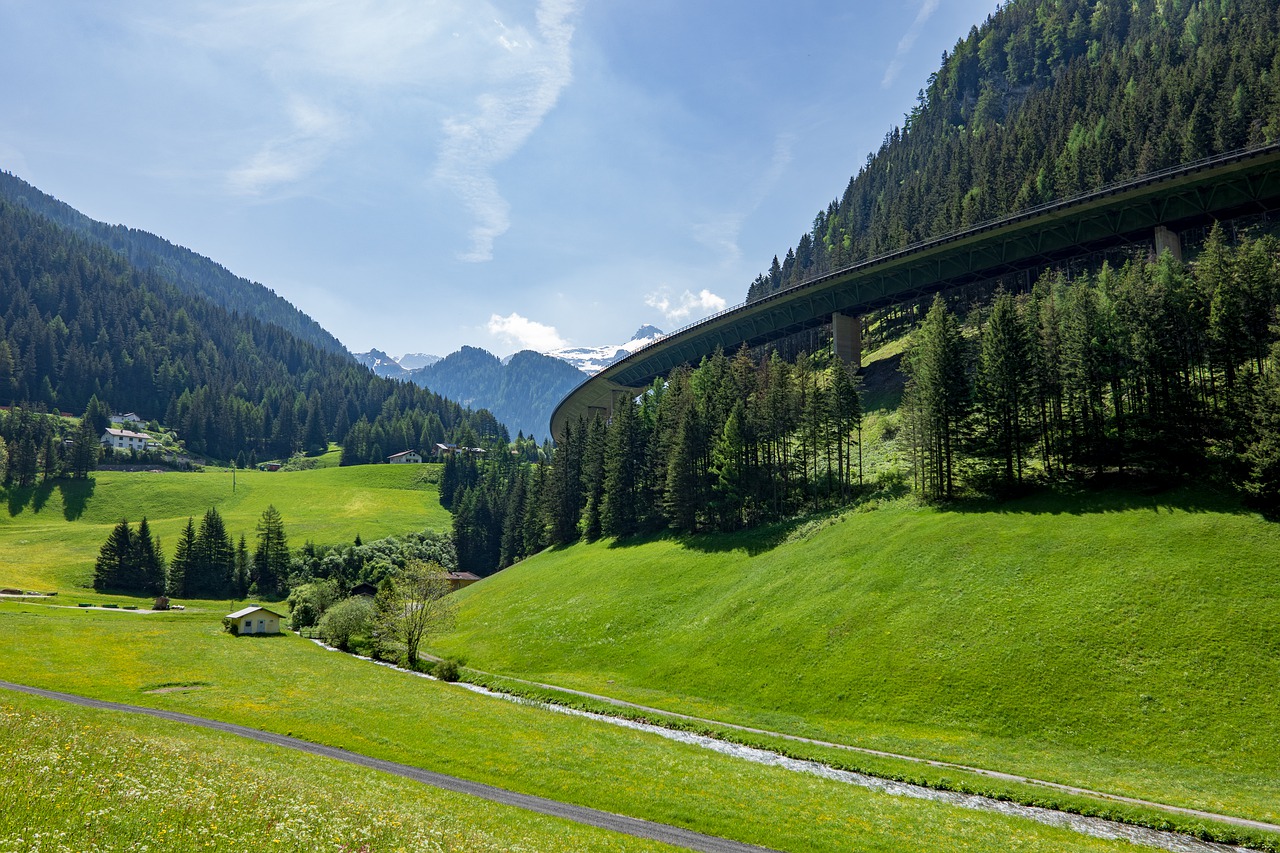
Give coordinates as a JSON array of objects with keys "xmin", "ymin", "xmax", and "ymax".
[
  {"xmin": 1154, "ymin": 225, "xmax": 1183, "ymax": 263},
  {"xmin": 832, "ymin": 312, "xmax": 862, "ymax": 370}
]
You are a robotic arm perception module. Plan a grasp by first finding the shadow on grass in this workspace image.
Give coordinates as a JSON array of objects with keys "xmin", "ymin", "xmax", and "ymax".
[
  {"xmin": 5, "ymin": 478, "xmax": 96, "ymax": 518},
  {"xmin": 59, "ymin": 478, "xmax": 95, "ymax": 520},
  {"xmin": 6, "ymin": 482, "xmax": 51, "ymax": 517},
  {"xmin": 942, "ymin": 476, "xmax": 1255, "ymax": 518}
]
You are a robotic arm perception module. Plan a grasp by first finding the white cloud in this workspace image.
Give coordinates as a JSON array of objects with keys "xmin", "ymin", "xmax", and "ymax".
[
  {"xmin": 881, "ymin": 0, "xmax": 941, "ymax": 89},
  {"xmin": 487, "ymin": 312, "xmax": 568, "ymax": 351},
  {"xmin": 645, "ymin": 288, "xmax": 728, "ymax": 325},
  {"xmin": 228, "ymin": 97, "xmax": 352, "ymax": 196},
  {"xmin": 435, "ymin": 0, "xmax": 580, "ymax": 262}
]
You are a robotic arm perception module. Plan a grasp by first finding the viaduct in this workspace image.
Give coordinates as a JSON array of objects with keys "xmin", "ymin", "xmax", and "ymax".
[{"xmin": 551, "ymin": 143, "xmax": 1280, "ymax": 440}]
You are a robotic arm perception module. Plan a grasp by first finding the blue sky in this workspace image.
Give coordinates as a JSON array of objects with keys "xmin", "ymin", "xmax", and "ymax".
[{"xmin": 0, "ymin": 0, "xmax": 997, "ymax": 358}]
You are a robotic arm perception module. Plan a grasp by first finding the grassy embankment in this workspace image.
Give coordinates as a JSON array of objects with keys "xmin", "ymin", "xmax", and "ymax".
[
  {"xmin": 0, "ymin": 603, "xmax": 1137, "ymax": 853},
  {"xmin": 431, "ymin": 485, "xmax": 1280, "ymax": 832},
  {"xmin": 0, "ymin": 463, "xmax": 450, "ymax": 596}
]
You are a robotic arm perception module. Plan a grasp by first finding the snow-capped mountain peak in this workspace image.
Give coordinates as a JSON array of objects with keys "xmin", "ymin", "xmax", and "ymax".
[{"xmin": 545, "ymin": 326, "xmax": 665, "ymax": 375}]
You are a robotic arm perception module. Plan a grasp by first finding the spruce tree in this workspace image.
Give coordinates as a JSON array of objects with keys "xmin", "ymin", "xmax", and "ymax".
[
  {"xmin": 602, "ymin": 397, "xmax": 642, "ymax": 537},
  {"xmin": 133, "ymin": 517, "xmax": 166, "ymax": 595},
  {"xmin": 93, "ymin": 519, "xmax": 132, "ymax": 591},
  {"xmin": 253, "ymin": 505, "xmax": 289, "ymax": 596},
  {"xmin": 168, "ymin": 518, "xmax": 196, "ymax": 597}
]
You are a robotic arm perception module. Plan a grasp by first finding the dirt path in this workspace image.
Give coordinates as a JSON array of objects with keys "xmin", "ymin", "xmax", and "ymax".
[
  {"xmin": 0, "ymin": 680, "xmax": 777, "ymax": 853},
  {"xmin": 465, "ymin": 669, "xmax": 1280, "ymax": 838}
]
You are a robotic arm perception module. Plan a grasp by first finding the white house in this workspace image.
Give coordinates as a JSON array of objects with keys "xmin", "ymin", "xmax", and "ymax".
[
  {"xmin": 101, "ymin": 428, "xmax": 152, "ymax": 451},
  {"xmin": 226, "ymin": 606, "xmax": 285, "ymax": 635},
  {"xmin": 388, "ymin": 449, "xmax": 423, "ymax": 464},
  {"xmin": 118, "ymin": 413, "xmax": 144, "ymax": 426}
]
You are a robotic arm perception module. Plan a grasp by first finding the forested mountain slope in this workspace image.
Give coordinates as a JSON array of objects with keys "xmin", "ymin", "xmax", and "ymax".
[
  {"xmin": 748, "ymin": 0, "xmax": 1280, "ymax": 300},
  {"xmin": 0, "ymin": 195, "xmax": 505, "ymax": 463},
  {"xmin": 410, "ymin": 347, "xmax": 588, "ymax": 441},
  {"xmin": 0, "ymin": 170, "xmax": 348, "ymax": 357}
]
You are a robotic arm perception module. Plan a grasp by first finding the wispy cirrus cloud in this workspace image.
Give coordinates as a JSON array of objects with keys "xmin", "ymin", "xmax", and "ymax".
[
  {"xmin": 228, "ymin": 97, "xmax": 353, "ymax": 196},
  {"xmin": 435, "ymin": 0, "xmax": 580, "ymax": 262},
  {"xmin": 692, "ymin": 133, "xmax": 794, "ymax": 266},
  {"xmin": 881, "ymin": 0, "xmax": 941, "ymax": 89},
  {"xmin": 645, "ymin": 288, "xmax": 727, "ymax": 325},
  {"xmin": 487, "ymin": 311, "xmax": 568, "ymax": 351}
]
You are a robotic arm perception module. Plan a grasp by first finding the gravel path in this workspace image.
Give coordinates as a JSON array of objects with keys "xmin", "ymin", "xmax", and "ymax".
[{"xmin": 0, "ymin": 679, "xmax": 778, "ymax": 853}]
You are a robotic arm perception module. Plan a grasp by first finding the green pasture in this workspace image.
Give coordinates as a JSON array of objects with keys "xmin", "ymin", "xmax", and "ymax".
[
  {"xmin": 432, "ymin": 485, "xmax": 1280, "ymax": 827},
  {"xmin": 0, "ymin": 464, "xmax": 450, "ymax": 594},
  {"xmin": 0, "ymin": 691, "xmax": 672, "ymax": 853},
  {"xmin": 0, "ymin": 603, "xmax": 1139, "ymax": 853}
]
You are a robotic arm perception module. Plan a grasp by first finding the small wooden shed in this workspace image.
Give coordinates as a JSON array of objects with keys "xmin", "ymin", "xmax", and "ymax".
[{"xmin": 227, "ymin": 605, "xmax": 285, "ymax": 635}]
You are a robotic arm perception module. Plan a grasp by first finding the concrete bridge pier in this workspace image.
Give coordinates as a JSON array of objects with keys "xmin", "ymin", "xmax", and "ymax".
[
  {"xmin": 832, "ymin": 311, "xmax": 862, "ymax": 370},
  {"xmin": 1154, "ymin": 225, "xmax": 1183, "ymax": 262}
]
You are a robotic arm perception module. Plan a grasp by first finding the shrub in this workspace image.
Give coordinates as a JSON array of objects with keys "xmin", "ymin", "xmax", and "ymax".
[
  {"xmin": 317, "ymin": 596, "xmax": 375, "ymax": 652},
  {"xmin": 432, "ymin": 658, "xmax": 461, "ymax": 682}
]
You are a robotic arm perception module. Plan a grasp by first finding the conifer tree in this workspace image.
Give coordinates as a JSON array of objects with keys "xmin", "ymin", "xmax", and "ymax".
[
  {"xmin": 168, "ymin": 517, "xmax": 196, "ymax": 597},
  {"xmin": 602, "ymin": 397, "xmax": 642, "ymax": 537},
  {"xmin": 132, "ymin": 517, "xmax": 166, "ymax": 595},
  {"xmin": 190, "ymin": 507, "xmax": 233, "ymax": 598},
  {"xmin": 977, "ymin": 291, "xmax": 1031, "ymax": 487},
  {"xmin": 253, "ymin": 505, "xmax": 289, "ymax": 596},
  {"xmin": 93, "ymin": 518, "xmax": 132, "ymax": 591}
]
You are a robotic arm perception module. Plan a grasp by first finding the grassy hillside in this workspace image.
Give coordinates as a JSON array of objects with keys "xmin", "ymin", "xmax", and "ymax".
[
  {"xmin": 432, "ymin": 486, "xmax": 1280, "ymax": 825},
  {"xmin": 0, "ymin": 464, "xmax": 450, "ymax": 593},
  {"xmin": 0, "ymin": 603, "xmax": 1136, "ymax": 853}
]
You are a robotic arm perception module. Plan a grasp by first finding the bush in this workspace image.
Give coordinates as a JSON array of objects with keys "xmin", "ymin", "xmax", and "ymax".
[
  {"xmin": 432, "ymin": 658, "xmax": 461, "ymax": 682},
  {"xmin": 316, "ymin": 596, "xmax": 375, "ymax": 651}
]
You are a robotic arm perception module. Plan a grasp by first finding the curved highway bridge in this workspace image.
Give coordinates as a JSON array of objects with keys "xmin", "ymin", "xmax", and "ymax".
[{"xmin": 551, "ymin": 143, "xmax": 1280, "ymax": 440}]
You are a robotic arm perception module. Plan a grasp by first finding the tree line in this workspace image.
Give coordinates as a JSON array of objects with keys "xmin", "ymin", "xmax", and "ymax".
[
  {"xmin": 747, "ymin": 0, "xmax": 1280, "ymax": 304},
  {"xmin": 903, "ymin": 227, "xmax": 1280, "ymax": 506},
  {"xmin": 94, "ymin": 505, "xmax": 293, "ymax": 598},
  {"xmin": 443, "ymin": 346, "xmax": 866, "ymax": 575},
  {"xmin": 0, "ymin": 403, "xmax": 101, "ymax": 487}
]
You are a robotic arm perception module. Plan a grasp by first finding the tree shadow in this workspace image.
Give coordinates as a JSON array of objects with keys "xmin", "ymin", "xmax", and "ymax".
[
  {"xmin": 942, "ymin": 476, "xmax": 1255, "ymax": 518},
  {"xmin": 6, "ymin": 484, "xmax": 34, "ymax": 516},
  {"xmin": 59, "ymin": 478, "xmax": 96, "ymax": 520},
  {"xmin": 605, "ymin": 515, "xmax": 816, "ymax": 557}
]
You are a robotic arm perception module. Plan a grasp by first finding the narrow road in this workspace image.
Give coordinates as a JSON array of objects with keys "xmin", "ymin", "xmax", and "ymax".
[
  {"xmin": 466, "ymin": 670, "xmax": 1280, "ymax": 837},
  {"xmin": 0, "ymin": 680, "xmax": 778, "ymax": 853}
]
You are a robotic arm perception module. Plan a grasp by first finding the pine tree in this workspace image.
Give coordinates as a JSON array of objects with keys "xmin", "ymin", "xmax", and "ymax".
[
  {"xmin": 168, "ymin": 518, "xmax": 196, "ymax": 597},
  {"xmin": 133, "ymin": 517, "xmax": 166, "ymax": 595},
  {"xmin": 977, "ymin": 291, "xmax": 1031, "ymax": 487},
  {"xmin": 68, "ymin": 418, "xmax": 100, "ymax": 479},
  {"xmin": 579, "ymin": 416, "xmax": 607, "ymax": 542},
  {"xmin": 602, "ymin": 397, "xmax": 642, "ymax": 537},
  {"xmin": 93, "ymin": 519, "xmax": 132, "ymax": 591},
  {"xmin": 710, "ymin": 401, "xmax": 748, "ymax": 530},
  {"xmin": 905, "ymin": 295, "xmax": 970, "ymax": 500},
  {"xmin": 235, "ymin": 534, "xmax": 251, "ymax": 598},
  {"xmin": 190, "ymin": 507, "xmax": 233, "ymax": 598},
  {"xmin": 252, "ymin": 505, "xmax": 289, "ymax": 596}
]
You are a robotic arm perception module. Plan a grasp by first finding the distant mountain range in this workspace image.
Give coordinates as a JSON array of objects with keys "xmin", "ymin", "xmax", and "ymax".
[
  {"xmin": 352, "ymin": 350, "xmax": 439, "ymax": 379},
  {"xmin": 407, "ymin": 348, "xmax": 587, "ymax": 441},
  {"xmin": 352, "ymin": 326, "xmax": 665, "ymax": 439}
]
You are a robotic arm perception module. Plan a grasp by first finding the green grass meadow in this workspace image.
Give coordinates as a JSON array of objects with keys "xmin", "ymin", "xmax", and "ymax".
[
  {"xmin": 0, "ymin": 603, "xmax": 1141, "ymax": 853},
  {"xmin": 0, "ymin": 464, "xmax": 450, "ymax": 594},
  {"xmin": 0, "ymin": 691, "xmax": 675, "ymax": 853},
  {"xmin": 431, "ymin": 486, "xmax": 1280, "ymax": 827}
]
